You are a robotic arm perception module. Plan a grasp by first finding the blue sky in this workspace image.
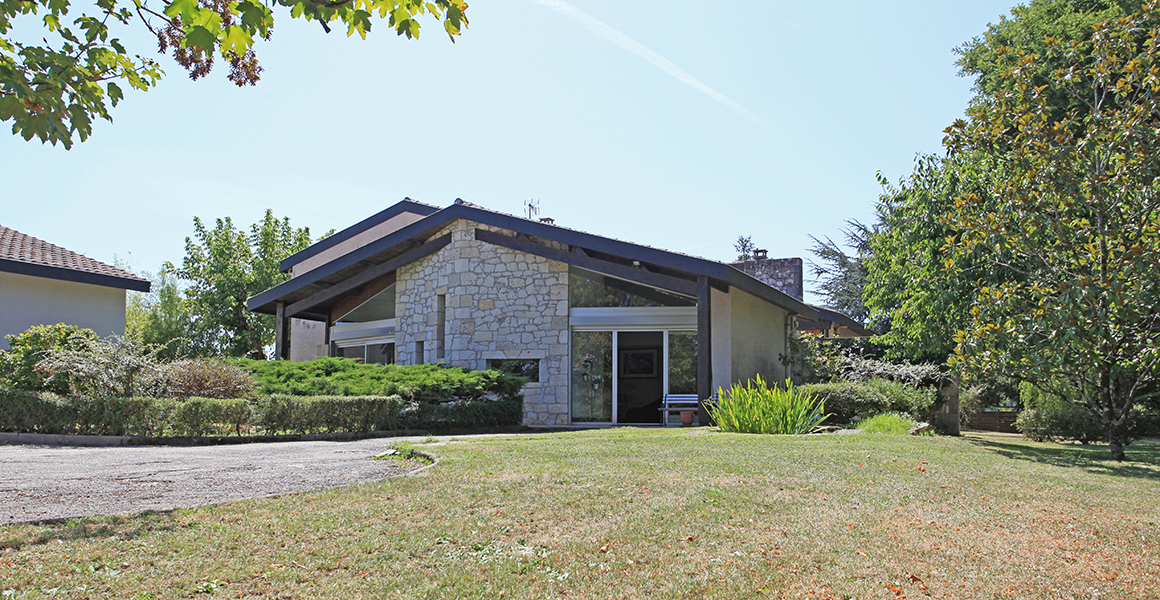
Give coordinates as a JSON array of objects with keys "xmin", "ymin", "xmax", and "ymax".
[{"xmin": 2, "ymin": 0, "xmax": 1020, "ymax": 303}]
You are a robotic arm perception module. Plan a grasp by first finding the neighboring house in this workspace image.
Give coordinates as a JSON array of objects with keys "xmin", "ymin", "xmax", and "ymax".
[
  {"xmin": 0, "ymin": 225, "xmax": 151, "ymax": 350},
  {"xmin": 731, "ymin": 251, "xmax": 872, "ymax": 338},
  {"xmin": 246, "ymin": 199, "xmax": 819, "ymax": 427}
]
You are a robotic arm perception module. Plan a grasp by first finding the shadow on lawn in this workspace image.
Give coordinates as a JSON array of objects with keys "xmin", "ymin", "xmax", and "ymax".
[
  {"xmin": 965, "ymin": 433, "xmax": 1160, "ymax": 480},
  {"xmin": 0, "ymin": 510, "xmax": 179, "ymax": 551}
]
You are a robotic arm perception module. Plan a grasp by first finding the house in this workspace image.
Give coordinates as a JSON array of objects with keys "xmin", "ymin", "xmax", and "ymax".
[
  {"xmin": 246, "ymin": 199, "xmax": 819, "ymax": 426},
  {"xmin": 0, "ymin": 225, "xmax": 151, "ymax": 349}
]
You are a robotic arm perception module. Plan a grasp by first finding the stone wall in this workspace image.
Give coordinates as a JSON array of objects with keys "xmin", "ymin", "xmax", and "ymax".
[
  {"xmin": 394, "ymin": 220, "xmax": 571, "ymax": 426},
  {"xmin": 731, "ymin": 257, "xmax": 803, "ymax": 301}
]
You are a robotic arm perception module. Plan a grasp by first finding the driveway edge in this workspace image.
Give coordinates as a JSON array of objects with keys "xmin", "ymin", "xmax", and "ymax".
[{"xmin": 0, "ymin": 426, "xmax": 535, "ymax": 448}]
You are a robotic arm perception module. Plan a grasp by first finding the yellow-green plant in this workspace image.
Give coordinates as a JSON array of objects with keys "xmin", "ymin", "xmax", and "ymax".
[{"xmin": 709, "ymin": 375, "xmax": 830, "ymax": 435}]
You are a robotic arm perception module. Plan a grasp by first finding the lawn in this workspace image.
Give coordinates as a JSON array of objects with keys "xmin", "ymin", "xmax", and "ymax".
[{"xmin": 2, "ymin": 429, "xmax": 1158, "ymax": 599}]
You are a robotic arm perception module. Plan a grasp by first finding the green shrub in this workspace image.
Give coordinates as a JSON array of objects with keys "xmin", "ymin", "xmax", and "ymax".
[
  {"xmin": 74, "ymin": 396, "xmax": 178, "ymax": 436},
  {"xmin": 710, "ymin": 375, "xmax": 829, "ymax": 435},
  {"xmin": 169, "ymin": 359, "xmax": 258, "ymax": 399},
  {"xmin": 0, "ymin": 324, "xmax": 99, "ymax": 393},
  {"xmin": 254, "ymin": 395, "xmax": 404, "ymax": 435},
  {"xmin": 35, "ymin": 334, "xmax": 171, "ymax": 398},
  {"xmin": 797, "ymin": 381, "xmax": 888, "ymax": 423},
  {"xmin": 0, "ymin": 390, "xmax": 74, "ymax": 433},
  {"xmin": 173, "ymin": 397, "xmax": 253, "ymax": 436},
  {"xmin": 401, "ymin": 396, "xmax": 524, "ymax": 430},
  {"xmin": 856, "ymin": 412, "xmax": 918, "ymax": 434},
  {"xmin": 863, "ymin": 378, "xmax": 937, "ymax": 416},
  {"xmin": 0, "ymin": 391, "xmax": 177, "ymax": 436},
  {"xmin": 238, "ymin": 359, "xmax": 526, "ymax": 402},
  {"xmin": 1016, "ymin": 382, "xmax": 1105, "ymax": 443}
]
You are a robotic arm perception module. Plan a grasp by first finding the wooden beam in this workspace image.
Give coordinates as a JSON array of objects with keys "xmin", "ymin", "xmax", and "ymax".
[
  {"xmin": 284, "ymin": 235, "xmax": 450, "ymax": 319},
  {"xmin": 476, "ymin": 228, "xmax": 698, "ymax": 296},
  {"xmin": 330, "ymin": 272, "xmax": 396, "ymax": 323},
  {"xmin": 697, "ymin": 276, "xmax": 713, "ymax": 425},
  {"xmin": 274, "ymin": 302, "xmax": 288, "ymax": 360}
]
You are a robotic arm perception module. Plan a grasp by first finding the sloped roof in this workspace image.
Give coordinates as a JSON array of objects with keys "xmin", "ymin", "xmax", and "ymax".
[
  {"xmin": 247, "ymin": 199, "xmax": 817, "ymax": 320},
  {"xmin": 0, "ymin": 225, "xmax": 151, "ymax": 292}
]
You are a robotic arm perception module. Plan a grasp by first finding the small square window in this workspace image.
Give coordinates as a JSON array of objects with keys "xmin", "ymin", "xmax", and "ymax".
[{"xmin": 487, "ymin": 359, "xmax": 540, "ymax": 382}]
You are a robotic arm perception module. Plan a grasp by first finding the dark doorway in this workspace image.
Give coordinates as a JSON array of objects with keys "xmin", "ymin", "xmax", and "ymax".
[{"xmin": 616, "ymin": 331, "xmax": 664, "ymax": 423}]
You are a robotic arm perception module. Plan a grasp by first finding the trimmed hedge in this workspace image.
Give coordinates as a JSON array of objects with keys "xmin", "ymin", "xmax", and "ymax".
[
  {"xmin": 0, "ymin": 390, "xmax": 524, "ymax": 437},
  {"xmin": 236, "ymin": 358, "xmax": 526, "ymax": 402},
  {"xmin": 798, "ymin": 378, "xmax": 938, "ymax": 424},
  {"xmin": 798, "ymin": 382, "xmax": 888, "ymax": 423}
]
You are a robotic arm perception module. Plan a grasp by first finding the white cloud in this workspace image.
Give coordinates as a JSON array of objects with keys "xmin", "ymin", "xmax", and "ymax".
[{"xmin": 532, "ymin": 0, "xmax": 766, "ymax": 125}]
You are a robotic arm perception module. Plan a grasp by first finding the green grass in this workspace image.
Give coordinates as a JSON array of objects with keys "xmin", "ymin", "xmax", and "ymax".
[
  {"xmin": 2, "ymin": 430, "xmax": 1159, "ymax": 599},
  {"xmin": 856, "ymin": 412, "xmax": 918, "ymax": 434}
]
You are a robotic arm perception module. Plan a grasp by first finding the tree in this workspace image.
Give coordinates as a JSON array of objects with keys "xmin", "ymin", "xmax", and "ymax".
[
  {"xmin": 806, "ymin": 220, "xmax": 872, "ymax": 325},
  {"xmin": 943, "ymin": 6, "xmax": 1160, "ymax": 460},
  {"xmin": 176, "ymin": 209, "xmax": 316, "ymax": 359},
  {"xmin": 126, "ymin": 264, "xmax": 195, "ymax": 359},
  {"xmin": 733, "ymin": 235, "xmax": 756, "ymax": 261},
  {"xmin": 865, "ymin": 154, "xmax": 1019, "ymax": 363},
  {"xmin": 1, "ymin": 0, "xmax": 467, "ymax": 148}
]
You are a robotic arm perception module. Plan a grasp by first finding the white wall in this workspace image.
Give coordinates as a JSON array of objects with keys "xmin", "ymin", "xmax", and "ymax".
[
  {"xmin": 289, "ymin": 318, "xmax": 328, "ymax": 361},
  {"xmin": 710, "ymin": 287, "xmax": 732, "ymax": 396},
  {"xmin": 0, "ymin": 271, "xmax": 126, "ymax": 349},
  {"xmin": 729, "ymin": 288, "xmax": 789, "ymax": 385}
]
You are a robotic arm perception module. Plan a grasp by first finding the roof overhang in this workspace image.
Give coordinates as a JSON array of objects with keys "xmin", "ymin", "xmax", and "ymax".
[
  {"xmin": 248, "ymin": 202, "xmax": 818, "ymax": 322},
  {"xmin": 0, "ymin": 258, "xmax": 151, "ymax": 292}
]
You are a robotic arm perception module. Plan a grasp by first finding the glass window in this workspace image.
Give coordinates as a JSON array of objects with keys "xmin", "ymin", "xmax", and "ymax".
[
  {"xmin": 571, "ymin": 331, "xmax": 613, "ymax": 422},
  {"xmin": 367, "ymin": 343, "xmax": 395, "ymax": 365},
  {"xmin": 336, "ymin": 345, "xmax": 365, "ymax": 363},
  {"xmin": 668, "ymin": 331, "xmax": 698, "ymax": 395},
  {"xmin": 568, "ymin": 269, "xmax": 694, "ymax": 308},
  {"xmin": 487, "ymin": 359, "xmax": 540, "ymax": 382}
]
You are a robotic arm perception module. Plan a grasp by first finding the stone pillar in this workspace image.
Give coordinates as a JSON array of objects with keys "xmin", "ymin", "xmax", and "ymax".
[{"xmin": 935, "ymin": 376, "xmax": 961, "ymax": 435}]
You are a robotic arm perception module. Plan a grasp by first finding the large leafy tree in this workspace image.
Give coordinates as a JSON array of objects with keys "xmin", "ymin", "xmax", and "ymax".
[
  {"xmin": 865, "ymin": 155, "xmax": 1018, "ymax": 363},
  {"xmin": 943, "ymin": 6, "xmax": 1160, "ymax": 460},
  {"xmin": 176, "ymin": 210, "xmax": 316, "ymax": 359},
  {"xmin": 865, "ymin": 0, "xmax": 1137, "ymax": 364},
  {"xmin": 1, "ymin": 0, "xmax": 467, "ymax": 148}
]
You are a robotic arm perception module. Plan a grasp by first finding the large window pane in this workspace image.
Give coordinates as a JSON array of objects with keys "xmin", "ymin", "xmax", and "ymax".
[
  {"xmin": 569, "ymin": 269, "xmax": 694, "ymax": 308},
  {"xmin": 571, "ymin": 331, "xmax": 613, "ymax": 422},
  {"xmin": 668, "ymin": 331, "xmax": 698, "ymax": 395}
]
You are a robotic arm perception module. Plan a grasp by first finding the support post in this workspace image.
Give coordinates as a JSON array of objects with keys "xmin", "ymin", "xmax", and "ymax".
[
  {"xmin": 274, "ymin": 302, "xmax": 288, "ymax": 361},
  {"xmin": 697, "ymin": 276, "xmax": 713, "ymax": 425}
]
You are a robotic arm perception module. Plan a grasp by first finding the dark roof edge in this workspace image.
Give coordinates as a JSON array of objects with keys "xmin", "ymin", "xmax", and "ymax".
[
  {"xmin": 278, "ymin": 199, "xmax": 441, "ymax": 273},
  {"xmin": 248, "ymin": 204, "xmax": 461, "ymax": 311},
  {"xmin": 814, "ymin": 306, "xmax": 874, "ymax": 336},
  {"xmin": 250, "ymin": 203, "xmax": 817, "ymax": 319},
  {"xmin": 0, "ymin": 259, "xmax": 152, "ymax": 292}
]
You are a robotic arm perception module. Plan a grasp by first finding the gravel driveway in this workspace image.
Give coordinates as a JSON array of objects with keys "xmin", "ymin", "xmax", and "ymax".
[{"xmin": 0, "ymin": 438, "xmax": 429, "ymax": 525}]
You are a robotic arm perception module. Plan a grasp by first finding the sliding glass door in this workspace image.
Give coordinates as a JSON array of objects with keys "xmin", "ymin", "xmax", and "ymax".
[{"xmin": 570, "ymin": 329, "xmax": 697, "ymax": 424}]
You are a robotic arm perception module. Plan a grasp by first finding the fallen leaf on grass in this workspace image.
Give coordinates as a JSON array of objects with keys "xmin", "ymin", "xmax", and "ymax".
[
  {"xmin": 681, "ymin": 535, "xmax": 695, "ymax": 542},
  {"xmin": 598, "ymin": 544, "xmax": 611, "ymax": 554}
]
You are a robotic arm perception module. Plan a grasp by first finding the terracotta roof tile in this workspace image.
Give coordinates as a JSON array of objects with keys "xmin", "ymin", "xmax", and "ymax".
[{"xmin": 0, "ymin": 225, "xmax": 149, "ymax": 285}]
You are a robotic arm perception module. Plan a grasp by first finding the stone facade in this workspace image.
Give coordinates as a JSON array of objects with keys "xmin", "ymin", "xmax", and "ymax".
[
  {"xmin": 731, "ymin": 257, "xmax": 803, "ymax": 301},
  {"xmin": 394, "ymin": 220, "xmax": 571, "ymax": 426}
]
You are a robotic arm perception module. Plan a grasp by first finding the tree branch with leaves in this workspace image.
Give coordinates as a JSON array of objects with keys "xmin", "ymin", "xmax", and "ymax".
[{"xmin": 1, "ymin": 0, "xmax": 468, "ymax": 147}]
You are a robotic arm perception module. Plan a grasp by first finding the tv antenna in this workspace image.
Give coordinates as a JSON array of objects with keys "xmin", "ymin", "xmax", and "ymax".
[{"xmin": 524, "ymin": 198, "xmax": 540, "ymax": 220}]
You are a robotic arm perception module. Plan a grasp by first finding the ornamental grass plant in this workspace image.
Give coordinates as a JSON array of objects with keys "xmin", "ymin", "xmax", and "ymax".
[{"xmin": 709, "ymin": 375, "xmax": 829, "ymax": 434}]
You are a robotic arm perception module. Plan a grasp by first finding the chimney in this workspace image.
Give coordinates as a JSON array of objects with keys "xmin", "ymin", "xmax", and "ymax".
[
  {"xmin": 753, "ymin": 248, "xmax": 768, "ymax": 260},
  {"xmin": 539, "ymin": 217, "xmax": 555, "ymax": 225}
]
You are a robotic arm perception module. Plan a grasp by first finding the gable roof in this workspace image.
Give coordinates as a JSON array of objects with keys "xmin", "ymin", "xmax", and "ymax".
[
  {"xmin": 247, "ymin": 200, "xmax": 817, "ymax": 320},
  {"xmin": 278, "ymin": 198, "xmax": 440, "ymax": 273},
  {"xmin": 0, "ymin": 225, "xmax": 151, "ymax": 292}
]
